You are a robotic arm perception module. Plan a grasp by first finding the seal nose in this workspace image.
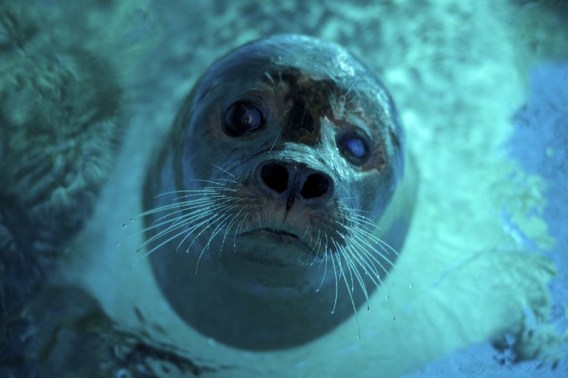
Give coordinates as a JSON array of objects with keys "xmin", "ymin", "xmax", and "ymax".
[
  {"xmin": 260, "ymin": 162, "xmax": 289, "ymax": 194},
  {"xmin": 258, "ymin": 161, "xmax": 334, "ymax": 208}
]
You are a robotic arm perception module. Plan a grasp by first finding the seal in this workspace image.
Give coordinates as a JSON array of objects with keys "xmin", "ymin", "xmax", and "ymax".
[{"xmin": 142, "ymin": 35, "xmax": 417, "ymax": 350}]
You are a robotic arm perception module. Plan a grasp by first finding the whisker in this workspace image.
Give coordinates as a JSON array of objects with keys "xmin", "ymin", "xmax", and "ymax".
[
  {"xmin": 211, "ymin": 163, "xmax": 235, "ymax": 177},
  {"xmin": 316, "ymin": 236, "xmax": 330, "ymax": 293},
  {"xmin": 139, "ymin": 202, "xmax": 226, "ymax": 249},
  {"xmin": 329, "ymin": 239, "xmax": 340, "ymax": 315},
  {"xmin": 339, "ymin": 242, "xmax": 370, "ymax": 304},
  {"xmin": 195, "ymin": 211, "xmax": 237, "ymax": 274},
  {"xmin": 129, "ymin": 176, "xmax": 256, "ymax": 266},
  {"xmin": 269, "ymin": 127, "xmax": 283, "ymax": 153},
  {"xmin": 331, "ymin": 238, "xmax": 361, "ymax": 339},
  {"xmin": 135, "ymin": 214, "xmax": 210, "ymax": 261},
  {"xmin": 185, "ymin": 203, "xmax": 243, "ymax": 256},
  {"xmin": 233, "ymin": 215, "xmax": 248, "ymax": 254},
  {"xmin": 219, "ymin": 209, "xmax": 245, "ymax": 255},
  {"xmin": 347, "ymin": 228, "xmax": 393, "ymax": 273},
  {"xmin": 307, "ymin": 229, "xmax": 323, "ymax": 269},
  {"xmin": 142, "ymin": 199, "xmax": 227, "ymax": 232},
  {"xmin": 350, "ymin": 223, "xmax": 399, "ymax": 259}
]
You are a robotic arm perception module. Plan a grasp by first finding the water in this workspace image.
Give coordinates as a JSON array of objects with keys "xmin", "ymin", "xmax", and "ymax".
[{"xmin": 1, "ymin": 0, "xmax": 567, "ymax": 376}]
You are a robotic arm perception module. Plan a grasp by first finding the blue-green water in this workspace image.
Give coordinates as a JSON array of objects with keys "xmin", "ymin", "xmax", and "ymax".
[{"xmin": 1, "ymin": 1, "xmax": 567, "ymax": 377}]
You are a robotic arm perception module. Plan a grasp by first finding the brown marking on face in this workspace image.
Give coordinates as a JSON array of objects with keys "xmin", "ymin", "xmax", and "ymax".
[
  {"xmin": 260, "ymin": 68, "xmax": 397, "ymax": 176},
  {"xmin": 264, "ymin": 69, "xmax": 339, "ymax": 146}
]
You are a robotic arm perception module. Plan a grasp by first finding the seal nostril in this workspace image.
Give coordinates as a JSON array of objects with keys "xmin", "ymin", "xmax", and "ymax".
[
  {"xmin": 261, "ymin": 162, "xmax": 289, "ymax": 194},
  {"xmin": 300, "ymin": 173, "xmax": 331, "ymax": 199}
]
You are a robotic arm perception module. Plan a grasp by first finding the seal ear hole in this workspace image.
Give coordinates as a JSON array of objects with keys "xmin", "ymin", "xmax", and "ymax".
[
  {"xmin": 223, "ymin": 101, "xmax": 264, "ymax": 137},
  {"xmin": 389, "ymin": 127, "xmax": 401, "ymax": 150},
  {"xmin": 337, "ymin": 132, "xmax": 370, "ymax": 165}
]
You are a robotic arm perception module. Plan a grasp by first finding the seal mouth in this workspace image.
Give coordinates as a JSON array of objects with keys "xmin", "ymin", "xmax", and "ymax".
[
  {"xmin": 239, "ymin": 226, "xmax": 319, "ymax": 252},
  {"xmin": 235, "ymin": 227, "xmax": 320, "ymax": 267},
  {"xmin": 242, "ymin": 228, "xmax": 303, "ymax": 244}
]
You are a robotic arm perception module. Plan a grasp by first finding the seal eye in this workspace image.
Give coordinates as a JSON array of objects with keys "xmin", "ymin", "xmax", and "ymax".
[
  {"xmin": 337, "ymin": 133, "xmax": 370, "ymax": 165},
  {"xmin": 223, "ymin": 102, "xmax": 264, "ymax": 136}
]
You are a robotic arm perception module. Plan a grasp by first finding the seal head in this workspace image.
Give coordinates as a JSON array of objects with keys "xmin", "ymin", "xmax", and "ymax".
[{"xmin": 143, "ymin": 35, "xmax": 416, "ymax": 350}]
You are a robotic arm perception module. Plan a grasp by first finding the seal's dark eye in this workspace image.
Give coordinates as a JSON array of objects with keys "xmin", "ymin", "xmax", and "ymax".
[
  {"xmin": 337, "ymin": 133, "xmax": 370, "ymax": 165},
  {"xmin": 223, "ymin": 102, "xmax": 264, "ymax": 136}
]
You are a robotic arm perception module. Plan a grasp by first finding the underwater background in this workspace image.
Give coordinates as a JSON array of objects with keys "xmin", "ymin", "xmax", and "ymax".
[{"xmin": 1, "ymin": 0, "xmax": 567, "ymax": 377}]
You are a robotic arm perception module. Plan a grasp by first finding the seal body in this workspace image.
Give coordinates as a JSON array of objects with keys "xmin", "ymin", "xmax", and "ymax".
[{"xmin": 143, "ymin": 35, "xmax": 416, "ymax": 350}]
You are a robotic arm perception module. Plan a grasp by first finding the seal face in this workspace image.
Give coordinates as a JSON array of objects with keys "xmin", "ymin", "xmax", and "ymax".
[{"xmin": 142, "ymin": 35, "xmax": 416, "ymax": 350}]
